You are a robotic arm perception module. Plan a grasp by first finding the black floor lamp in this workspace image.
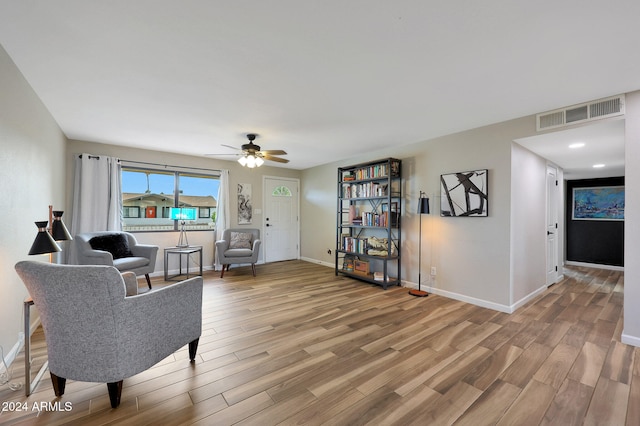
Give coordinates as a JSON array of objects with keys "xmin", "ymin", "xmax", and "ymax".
[{"xmin": 409, "ymin": 191, "xmax": 430, "ymax": 297}]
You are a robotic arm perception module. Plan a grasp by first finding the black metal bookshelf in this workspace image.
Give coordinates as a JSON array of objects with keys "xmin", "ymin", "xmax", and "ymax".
[{"xmin": 335, "ymin": 158, "xmax": 402, "ymax": 289}]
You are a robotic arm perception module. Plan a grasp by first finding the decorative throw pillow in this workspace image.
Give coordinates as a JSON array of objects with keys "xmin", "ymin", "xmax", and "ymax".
[
  {"xmin": 229, "ymin": 232, "xmax": 252, "ymax": 249},
  {"xmin": 89, "ymin": 234, "xmax": 134, "ymax": 259}
]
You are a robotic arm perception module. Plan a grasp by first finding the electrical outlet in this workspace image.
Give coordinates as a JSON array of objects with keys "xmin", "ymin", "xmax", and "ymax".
[{"xmin": 431, "ymin": 266, "xmax": 437, "ymax": 276}]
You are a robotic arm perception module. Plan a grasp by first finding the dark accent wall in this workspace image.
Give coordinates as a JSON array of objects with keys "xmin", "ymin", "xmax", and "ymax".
[{"xmin": 565, "ymin": 177, "xmax": 624, "ymax": 266}]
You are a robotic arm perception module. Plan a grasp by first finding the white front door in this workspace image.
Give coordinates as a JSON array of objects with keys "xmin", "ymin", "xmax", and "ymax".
[
  {"xmin": 263, "ymin": 177, "xmax": 299, "ymax": 262},
  {"xmin": 546, "ymin": 165, "xmax": 559, "ymax": 286}
]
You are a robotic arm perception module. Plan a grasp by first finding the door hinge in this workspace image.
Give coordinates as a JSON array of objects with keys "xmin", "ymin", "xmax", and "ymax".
[{"xmin": 555, "ymin": 266, "xmax": 558, "ymax": 271}]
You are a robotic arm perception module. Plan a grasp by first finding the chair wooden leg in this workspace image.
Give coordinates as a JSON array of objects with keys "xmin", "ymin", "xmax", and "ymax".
[
  {"xmin": 252, "ymin": 263, "xmax": 256, "ymax": 276},
  {"xmin": 145, "ymin": 274, "xmax": 152, "ymax": 289},
  {"xmin": 50, "ymin": 372, "xmax": 66, "ymax": 397},
  {"xmin": 220, "ymin": 264, "xmax": 226, "ymax": 278},
  {"xmin": 107, "ymin": 381, "xmax": 123, "ymax": 408},
  {"xmin": 189, "ymin": 338, "xmax": 200, "ymax": 362}
]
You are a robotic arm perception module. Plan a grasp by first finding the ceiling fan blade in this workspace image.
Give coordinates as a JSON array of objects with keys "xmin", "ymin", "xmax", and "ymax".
[
  {"xmin": 259, "ymin": 149, "xmax": 287, "ymax": 155},
  {"xmin": 262, "ymin": 154, "xmax": 289, "ymax": 163},
  {"xmin": 204, "ymin": 153, "xmax": 240, "ymax": 156},
  {"xmin": 221, "ymin": 144, "xmax": 241, "ymax": 150}
]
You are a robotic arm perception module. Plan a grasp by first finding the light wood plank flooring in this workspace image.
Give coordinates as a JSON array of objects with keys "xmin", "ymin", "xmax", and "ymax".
[{"xmin": 0, "ymin": 261, "xmax": 636, "ymax": 425}]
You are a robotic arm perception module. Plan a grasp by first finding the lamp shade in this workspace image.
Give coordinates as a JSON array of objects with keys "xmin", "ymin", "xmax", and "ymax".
[
  {"xmin": 51, "ymin": 211, "xmax": 72, "ymax": 241},
  {"xmin": 418, "ymin": 197, "xmax": 430, "ymax": 215},
  {"xmin": 29, "ymin": 221, "xmax": 61, "ymax": 255}
]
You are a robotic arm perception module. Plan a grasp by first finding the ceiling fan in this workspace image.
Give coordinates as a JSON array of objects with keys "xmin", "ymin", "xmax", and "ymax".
[{"xmin": 207, "ymin": 134, "xmax": 289, "ymax": 167}]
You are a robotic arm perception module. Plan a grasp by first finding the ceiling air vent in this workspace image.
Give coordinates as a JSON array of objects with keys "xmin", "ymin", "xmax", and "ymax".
[{"xmin": 536, "ymin": 95, "xmax": 625, "ymax": 131}]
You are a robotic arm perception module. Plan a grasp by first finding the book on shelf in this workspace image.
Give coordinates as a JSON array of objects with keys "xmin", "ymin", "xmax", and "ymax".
[
  {"xmin": 342, "ymin": 236, "xmax": 367, "ymax": 254},
  {"xmin": 373, "ymin": 272, "xmax": 396, "ymax": 281},
  {"xmin": 342, "ymin": 182, "xmax": 388, "ymax": 199},
  {"xmin": 342, "ymin": 256, "xmax": 354, "ymax": 271},
  {"xmin": 348, "ymin": 205, "xmax": 356, "ymax": 223}
]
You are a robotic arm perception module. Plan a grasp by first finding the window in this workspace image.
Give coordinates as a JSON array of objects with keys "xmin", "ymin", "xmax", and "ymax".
[
  {"xmin": 123, "ymin": 206, "xmax": 140, "ymax": 218},
  {"xmin": 121, "ymin": 166, "xmax": 220, "ymax": 232},
  {"xmin": 272, "ymin": 185, "xmax": 292, "ymax": 197}
]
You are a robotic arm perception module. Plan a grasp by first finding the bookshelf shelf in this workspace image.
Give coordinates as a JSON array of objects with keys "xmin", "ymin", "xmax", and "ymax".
[{"xmin": 335, "ymin": 158, "xmax": 402, "ymax": 289}]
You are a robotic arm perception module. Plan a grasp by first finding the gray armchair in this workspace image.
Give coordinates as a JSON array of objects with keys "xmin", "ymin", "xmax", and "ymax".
[
  {"xmin": 215, "ymin": 228, "xmax": 261, "ymax": 278},
  {"xmin": 75, "ymin": 231, "xmax": 158, "ymax": 289},
  {"xmin": 15, "ymin": 261, "xmax": 203, "ymax": 408}
]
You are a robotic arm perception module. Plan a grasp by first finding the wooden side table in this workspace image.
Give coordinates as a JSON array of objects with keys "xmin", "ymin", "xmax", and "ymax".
[{"xmin": 164, "ymin": 246, "xmax": 203, "ymax": 281}]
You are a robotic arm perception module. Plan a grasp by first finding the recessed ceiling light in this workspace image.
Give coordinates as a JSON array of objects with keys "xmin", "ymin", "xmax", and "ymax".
[
  {"xmin": 569, "ymin": 143, "xmax": 585, "ymax": 149},
  {"xmin": 593, "ymin": 164, "xmax": 605, "ymax": 168}
]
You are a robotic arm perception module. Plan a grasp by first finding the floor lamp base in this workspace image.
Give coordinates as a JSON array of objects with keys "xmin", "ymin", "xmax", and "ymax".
[{"xmin": 408, "ymin": 289, "xmax": 429, "ymax": 297}]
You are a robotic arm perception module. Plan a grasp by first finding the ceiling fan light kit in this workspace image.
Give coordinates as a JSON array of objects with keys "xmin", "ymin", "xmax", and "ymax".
[
  {"xmin": 208, "ymin": 133, "xmax": 289, "ymax": 167},
  {"xmin": 238, "ymin": 154, "xmax": 264, "ymax": 168}
]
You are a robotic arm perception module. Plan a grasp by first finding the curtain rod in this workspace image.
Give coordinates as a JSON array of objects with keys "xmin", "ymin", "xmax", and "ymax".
[
  {"xmin": 120, "ymin": 159, "xmax": 222, "ymax": 173},
  {"xmin": 78, "ymin": 154, "xmax": 221, "ymax": 173},
  {"xmin": 78, "ymin": 154, "xmax": 114, "ymax": 160}
]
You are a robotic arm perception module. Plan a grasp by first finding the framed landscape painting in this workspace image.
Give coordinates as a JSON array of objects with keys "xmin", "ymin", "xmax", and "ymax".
[
  {"xmin": 440, "ymin": 169, "xmax": 488, "ymax": 217},
  {"xmin": 572, "ymin": 186, "xmax": 624, "ymax": 221}
]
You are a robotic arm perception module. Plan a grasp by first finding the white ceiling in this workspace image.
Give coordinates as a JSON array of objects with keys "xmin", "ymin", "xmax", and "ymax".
[
  {"xmin": 0, "ymin": 1, "xmax": 638, "ymax": 171},
  {"xmin": 516, "ymin": 118, "xmax": 626, "ymax": 180}
]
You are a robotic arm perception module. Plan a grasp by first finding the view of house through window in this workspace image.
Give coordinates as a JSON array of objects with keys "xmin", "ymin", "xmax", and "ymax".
[{"xmin": 121, "ymin": 166, "xmax": 220, "ymax": 232}]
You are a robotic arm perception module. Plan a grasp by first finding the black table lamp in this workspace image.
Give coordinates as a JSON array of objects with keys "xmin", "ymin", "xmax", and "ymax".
[
  {"xmin": 28, "ymin": 206, "xmax": 72, "ymax": 258},
  {"xmin": 28, "ymin": 221, "xmax": 61, "ymax": 255},
  {"xmin": 51, "ymin": 210, "xmax": 72, "ymax": 241},
  {"xmin": 409, "ymin": 191, "xmax": 430, "ymax": 297}
]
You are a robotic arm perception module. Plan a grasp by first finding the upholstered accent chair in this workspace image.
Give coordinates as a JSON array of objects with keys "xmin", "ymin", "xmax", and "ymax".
[
  {"xmin": 215, "ymin": 228, "xmax": 261, "ymax": 278},
  {"xmin": 75, "ymin": 231, "xmax": 158, "ymax": 289},
  {"xmin": 14, "ymin": 261, "xmax": 203, "ymax": 408}
]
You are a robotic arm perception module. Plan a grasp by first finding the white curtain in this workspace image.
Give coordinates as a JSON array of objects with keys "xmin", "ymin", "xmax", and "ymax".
[
  {"xmin": 214, "ymin": 169, "xmax": 230, "ymax": 270},
  {"xmin": 68, "ymin": 154, "xmax": 122, "ymax": 263}
]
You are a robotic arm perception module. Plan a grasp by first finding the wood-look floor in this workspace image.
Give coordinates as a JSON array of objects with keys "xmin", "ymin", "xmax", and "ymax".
[{"xmin": 0, "ymin": 261, "xmax": 636, "ymax": 425}]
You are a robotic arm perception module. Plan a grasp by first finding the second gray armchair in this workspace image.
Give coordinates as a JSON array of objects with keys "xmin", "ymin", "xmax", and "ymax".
[{"xmin": 216, "ymin": 228, "xmax": 261, "ymax": 278}]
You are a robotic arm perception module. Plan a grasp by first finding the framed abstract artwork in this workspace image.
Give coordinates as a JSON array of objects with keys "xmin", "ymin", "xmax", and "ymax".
[
  {"xmin": 572, "ymin": 186, "xmax": 624, "ymax": 221},
  {"xmin": 237, "ymin": 183, "xmax": 252, "ymax": 224},
  {"xmin": 440, "ymin": 169, "xmax": 488, "ymax": 217}
]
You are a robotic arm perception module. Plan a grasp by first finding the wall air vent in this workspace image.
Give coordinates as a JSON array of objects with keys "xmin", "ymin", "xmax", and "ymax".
[{"xmin": 536, "ymin": 95, "xmax": 625, "ymax": 131}]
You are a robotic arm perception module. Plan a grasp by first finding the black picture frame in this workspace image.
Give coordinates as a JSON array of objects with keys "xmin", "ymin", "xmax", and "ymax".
[{"xmin": 440, "ymin": 169, "xmax": 488, "ymax": 217}]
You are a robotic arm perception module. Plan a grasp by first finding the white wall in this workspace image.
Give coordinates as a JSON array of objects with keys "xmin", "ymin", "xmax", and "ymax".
[
  {"xmin": 0, "ymin": 44, "xmax": 67, "ymax": 363},
  {"xmin": 510, "ymin": 142, "xmax": 548, "ymax": 306},
  {"xmin": 300, "ymin": 114, "xmax": 592, "ymax": 314},
  {"xmin": 302, "ymin": 116, "xmax": 541, "ymax": 311},
  {"xmin": 66, "ymin": 139, "xmax": 302, "ymax": 273},
  {"xmin": 300, "ymin": 163, "xmax": 338, "ymax": 267},
  {"xmin": 622, "ymin": 91, "xmax": 640, "ymax": 346}
]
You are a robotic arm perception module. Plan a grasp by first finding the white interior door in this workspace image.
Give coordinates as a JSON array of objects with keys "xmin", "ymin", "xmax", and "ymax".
[
  {"xmin": 264, "ymin": 177, "xmax": 299, "ymax": 263},
  {"xmin": 546, "ymin": 165, "xmax": 559, "ymax": 286}
]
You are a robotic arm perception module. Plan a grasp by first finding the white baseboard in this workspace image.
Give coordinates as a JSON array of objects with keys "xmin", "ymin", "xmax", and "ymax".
[
  {"xmin": 621, "ymin": 333, "xmax": 640, "ymax": 348},
  {"xmin": 2, "ymin": 337, "xmax": 24, "ymax": 371},
  {"xmin": 510, "ymin": 285, "xmax": 548, "ymax": 312},
  {"xmin": 404, "ymin": 279, "xmax": 547, "ymax": 314},
  {"xmin": 565, "ymin": 261, "xmax": 624, "ymax": 271},
  {"xmin": 299, "ymin": 257, "xmax": 334, "ymax": 268},
  {"xmin": 294, "ymin": 258, "xmax": 554, "ymax": 315}
]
